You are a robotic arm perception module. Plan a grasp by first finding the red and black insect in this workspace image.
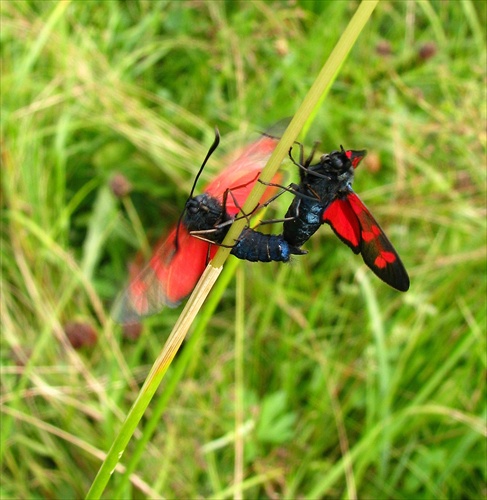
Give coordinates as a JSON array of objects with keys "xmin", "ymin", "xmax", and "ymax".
[
  {"xmin": 113, "ymin": 128, "xmax": 286, "ymax": 323},
  {"xmin": 282, "ymin": 145, "xmax": 410, "ymax": 291}
]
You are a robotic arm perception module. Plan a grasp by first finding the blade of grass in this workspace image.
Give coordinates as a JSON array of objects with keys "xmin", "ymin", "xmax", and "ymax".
[
  {"xmin": 308, "ymin": 323, "xmax": 485, "ymax": 497},
  {"xmin": 234, "ymin": 266, "xmax": 245, "ymax": 500},
  {"xmin": 86, "ymin": 265, "xmax": 222, "ymax": 499},
  {"xmin": 86, "ymin": 2, "xmax": 378, "ymax": 497},
  {"xmin": 357, "ymin": 268, "xmax": 392, "ymax": 478},
  {"xmin": 17, "ymin": 1, "xmax": 71, "ymax": 83},
  {"xmin": 111, "ymin": 258, "xmax": 240, "ymax": 497}
]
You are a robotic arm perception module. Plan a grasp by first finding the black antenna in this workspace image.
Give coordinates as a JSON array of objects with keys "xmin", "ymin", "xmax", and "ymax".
[
  {"xmin": 174, "ymin": 128, "xmax": 221, "ymax": 251},
  {"xmin": 187, "ymin": 127, "xmax": 220, "ymax": 199}
]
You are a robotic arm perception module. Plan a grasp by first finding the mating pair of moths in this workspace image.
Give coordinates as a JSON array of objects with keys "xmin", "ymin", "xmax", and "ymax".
[{"xmin": 115, "ymin": 127, "xmax": 409, "ymax": 323}]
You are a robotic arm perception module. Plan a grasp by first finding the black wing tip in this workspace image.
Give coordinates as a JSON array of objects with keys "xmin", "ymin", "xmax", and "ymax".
[
  {"xmin": 377, "ymin": 268, "xmax": 410, "ymax": 292},
  {"xmin": 394, "ymin": 275, "xmax": 410, "ymax": 292}
]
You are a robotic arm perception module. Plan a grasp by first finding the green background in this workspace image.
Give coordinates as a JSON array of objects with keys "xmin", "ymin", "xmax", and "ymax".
[{"xmin": 2, "ymin": 1, "xmax": 485, "ymax": 498}]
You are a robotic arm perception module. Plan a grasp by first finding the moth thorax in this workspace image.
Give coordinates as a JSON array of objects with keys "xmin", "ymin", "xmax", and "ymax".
[
  {"xmin": 337, "ymin": 167, "xmax": 354, "ymax": 183},
  {"xmin": 184, "ymin": 193, "xmax": 224, "ymax": 231}
]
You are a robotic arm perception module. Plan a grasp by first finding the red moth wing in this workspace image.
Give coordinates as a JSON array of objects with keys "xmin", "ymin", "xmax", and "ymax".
[
  {"xmin": 205, "ymin": 134, "xmax": 281, "ymax": 215},
  {"xmin": 323, "ymin": 198, "xmax": 361, "ymax": 252},
  {"xmin": 113, "ymin": 132, "xmax": 281, "ymax": 323},
  {"xmin": 146, "ymin": 228, "xmax": 218, "ymax": 307},
  {"xmin": 323, "ymin": 192, "xmax": 409, "ymax": 292},
  {"xmin": 321, "ymin": 149, "xmax": 368, "ymax": 250},
  {"xmin": 113, "ymin": 227, "xmax": 218, "ymax": 323},
  {"xmin": 347, "ymin": 192, "xmax": 409, "ymax": 291}
]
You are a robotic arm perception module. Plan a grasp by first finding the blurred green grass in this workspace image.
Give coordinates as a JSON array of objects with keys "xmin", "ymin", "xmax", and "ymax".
[{"xmin": 1, "ymin": 1, "xmax": 486, "ymax": 498}]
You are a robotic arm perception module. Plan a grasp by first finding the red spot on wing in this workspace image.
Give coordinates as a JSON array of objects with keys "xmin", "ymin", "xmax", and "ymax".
[
  {"xmin": 323, "ymin": 198, "xmax": 361, "ymax": 252},
  {"xmin": 345, "ymin": 149, "xmax": 367, "ymax": 169},
  {"xmin": 361, "ymin": 224, "xmax": 381, "ymax": 242},
  {"xmin": 374, "ymin": 251, "xmax": 397, "ymax": 268}
]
